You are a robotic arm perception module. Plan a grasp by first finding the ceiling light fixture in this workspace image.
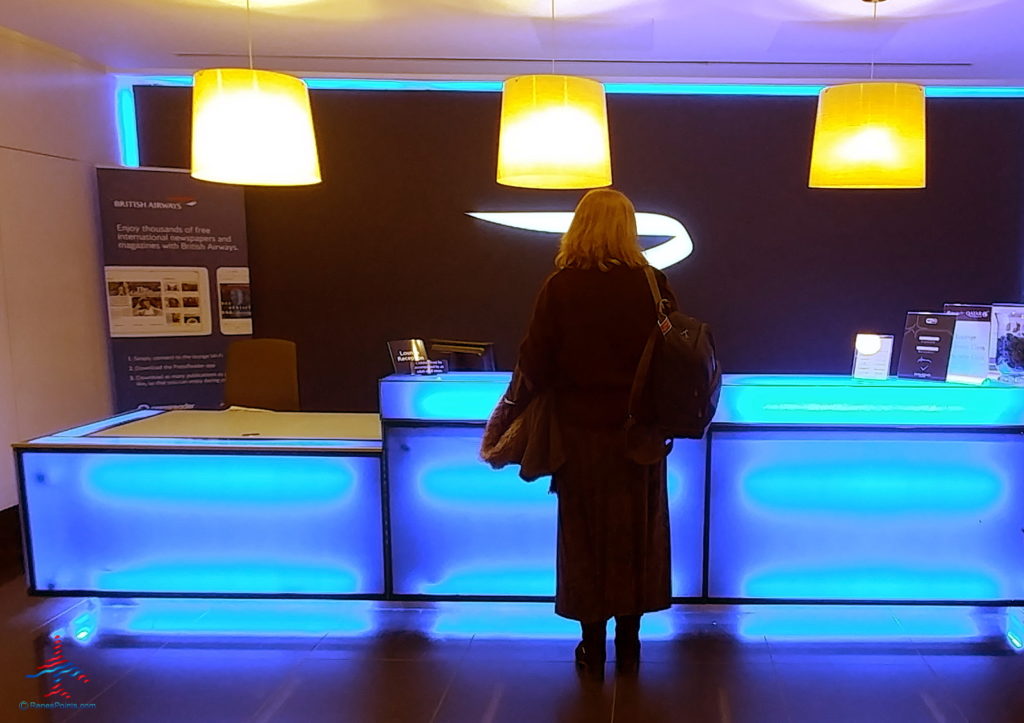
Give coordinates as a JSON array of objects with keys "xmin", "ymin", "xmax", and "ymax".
[
  {"xmin": 808, "ymin": 0, "xmax": 926, "ymax": 189},
  {"xmin": 190, "ymin": 0, "xmax": 321, "ymax": 186},
  {"xmin": 495, "ymin": 0, "xmax": 612, "ymax": 189}
]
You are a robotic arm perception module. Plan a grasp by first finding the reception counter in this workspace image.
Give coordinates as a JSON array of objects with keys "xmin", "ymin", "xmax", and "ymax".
[
  {"xmin": 381, "ymin": 373, "xmax": 1024, "ymax": 604},
  {"xmin": 16, "ymin": 374, "xmax": 1024, "ymax": 604},
  {"xmin": 16, "ymin": 409, "xmax": 384, "ymax": 597}
]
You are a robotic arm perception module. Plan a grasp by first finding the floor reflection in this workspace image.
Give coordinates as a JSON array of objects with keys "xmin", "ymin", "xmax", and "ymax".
[{"xmin": 1, "ymin": 579, "xmax": 1021, "ymax": 722}]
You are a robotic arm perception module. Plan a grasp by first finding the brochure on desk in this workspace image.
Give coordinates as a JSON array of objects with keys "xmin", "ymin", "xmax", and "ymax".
[
  {"xmin": 97, "ymin": 168, "xmax": 252, "ymax": 410},
  {"xmin": 897, "ymin": 311, "xmax": 956, "ymax": 381},
  {"xmin": 943, "ymin": 304, "xmax": 991, "ymax": 384}
]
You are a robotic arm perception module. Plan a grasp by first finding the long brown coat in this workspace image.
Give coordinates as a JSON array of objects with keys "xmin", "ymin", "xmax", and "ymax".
[{"xmin": 514, "ymin": 264, "xmax": 677, "ymax": 622}]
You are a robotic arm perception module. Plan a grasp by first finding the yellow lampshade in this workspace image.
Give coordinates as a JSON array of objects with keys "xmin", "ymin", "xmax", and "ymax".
[
  {"xmin": 809, "ymin": 82, "xmax": 926, "ymax": 189},
  {"xmin": 497, "ymin": 74, "xmax": 611, "ymax": 189},
  {"xmin": 191, "ymin": 68, "xmax": 321, "ymax": 186}
]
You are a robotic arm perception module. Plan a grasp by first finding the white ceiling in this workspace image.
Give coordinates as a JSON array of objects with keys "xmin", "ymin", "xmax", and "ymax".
[{"xmin": 3, "ymin": 0, "xmax": 1023, "ymax": 84}]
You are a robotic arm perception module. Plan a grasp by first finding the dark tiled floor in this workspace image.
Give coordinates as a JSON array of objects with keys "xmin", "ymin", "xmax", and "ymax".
[{"xmin": 1, "ymin": 576, "xmax": 1022, "ymax": 722}]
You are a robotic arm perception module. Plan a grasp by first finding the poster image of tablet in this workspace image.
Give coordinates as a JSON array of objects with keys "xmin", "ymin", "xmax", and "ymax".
[
  {"xmin": 105, "ymin": 266, "xmax": 212, "ymax": 337},
  {"xmin": 216, "ymin": 267, "xmax": 252, "ymax": 336}
]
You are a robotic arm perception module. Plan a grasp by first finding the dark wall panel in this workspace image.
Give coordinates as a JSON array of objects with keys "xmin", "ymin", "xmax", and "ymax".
[{"xmin": 135, "ymin": 86, "xmax": 1024, "ymax": 412}]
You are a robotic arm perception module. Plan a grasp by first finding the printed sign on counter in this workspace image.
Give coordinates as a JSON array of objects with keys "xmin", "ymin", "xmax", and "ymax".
[
  {"xmin": 897, "ymin": 311, "xmax": 957, "ymax": 382},
  {"xmin": 943, "ymin": 304, "xmax": 991, "ymax": 384},
  {"xmin": 990, "ymin": 303, "xmax": 1024, "ymax": 383},
  {"xmin": 388, "ymin": 339, "xmax": 428, "ymax": 374},
  {"xmin": 852, "ymin": 334, "xmax": 894, "ymax": 380}
]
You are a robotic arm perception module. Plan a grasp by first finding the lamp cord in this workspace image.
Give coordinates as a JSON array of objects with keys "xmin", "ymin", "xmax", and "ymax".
[
  {"xmin": 869, "ymin": 0, "xmax": 877, "ymax": 81},
  {"xmin": 551, "ymin": 0, "xmax": 556, "ymax": 75},
  {"xmin": 246, "ymin": 0, "xmax": 254, "ymax": 71}
]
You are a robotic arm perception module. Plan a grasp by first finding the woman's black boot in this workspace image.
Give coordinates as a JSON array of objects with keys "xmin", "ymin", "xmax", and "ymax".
[
  {"xmin": 614, "ymin": 614, "xmax": 641, "ymax": 675},
  {"xmin": 575, "ymin": 620, "xmax": 607, "ymax": 681}
]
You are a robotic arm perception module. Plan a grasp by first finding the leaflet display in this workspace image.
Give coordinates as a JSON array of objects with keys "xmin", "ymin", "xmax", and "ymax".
[
  {"xmin": 97, "ymin": 168, "xmax": 250, "ymax": 410},
  {"xmin": 896, "ymin": 311, "xmax": 956, "ymax": 382},
  {"xmin": 943, "ymin": 304, "xmax": 991, "ymax": 384}
]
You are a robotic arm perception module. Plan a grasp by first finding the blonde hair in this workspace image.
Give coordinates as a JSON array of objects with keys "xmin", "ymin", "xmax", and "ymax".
[{"xmin": 555, "ymin": 188, "xmax": 646, "ymax": 271}]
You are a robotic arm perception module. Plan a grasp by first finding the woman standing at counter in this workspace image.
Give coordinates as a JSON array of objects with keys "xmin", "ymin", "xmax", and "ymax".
[{"xmin": 490, "ymin": 188, "xmax": 678, "ymax": 680}]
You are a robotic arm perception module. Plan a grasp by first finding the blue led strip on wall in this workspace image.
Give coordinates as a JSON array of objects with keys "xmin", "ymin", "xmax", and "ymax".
[
  {"xmin": 736, "ymin": 605, "xmax": 985, "ymax": 642},
  {"xmin": 113, "ymin": 74, "xmax": 1024, "ymax": 168}
]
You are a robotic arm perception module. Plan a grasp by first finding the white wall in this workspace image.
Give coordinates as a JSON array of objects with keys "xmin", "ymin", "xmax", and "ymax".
[{"xmin": 0, "ymin": 27, "xmax": 116, "ymax": 509}]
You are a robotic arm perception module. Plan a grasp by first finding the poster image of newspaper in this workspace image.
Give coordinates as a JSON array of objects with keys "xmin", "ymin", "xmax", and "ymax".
[{"xmin": 105, "ymin": 266, "xmax": 212, "ymax": 337}]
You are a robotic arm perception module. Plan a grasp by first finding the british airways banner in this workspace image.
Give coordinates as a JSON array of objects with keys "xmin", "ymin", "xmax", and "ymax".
[{"xmin": 96, "ymin": 167, "xmax": 251, "ymax": 411}]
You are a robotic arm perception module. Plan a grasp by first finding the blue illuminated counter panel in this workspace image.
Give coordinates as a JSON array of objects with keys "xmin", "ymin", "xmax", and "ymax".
[
  {"xmin": 16, "ymin": 409, "xmax": 384, "ymax": 598},
  {"xmin": 380, "ymin": 373, "xmax": 1024, "ymax": 604}
]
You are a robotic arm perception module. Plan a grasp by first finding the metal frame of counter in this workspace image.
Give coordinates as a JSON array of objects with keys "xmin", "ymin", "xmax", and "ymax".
[
  {"xmin": 380, "ymin": 373, "xmax": 1024, "ymax": 606},
  {"xmin": 15, "ymin": 409, "xmax": 385, "ymax": 599}
]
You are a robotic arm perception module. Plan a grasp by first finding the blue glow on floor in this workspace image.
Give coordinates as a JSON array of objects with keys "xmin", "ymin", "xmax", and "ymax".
[
  {"xmin": 743, "ymin": 466, "xmax": 1004, "ymax": 515},
  {"xmin": 70, "ymin": 612, "xmax": 99, "ymax": 644},
  {"xmin": 124, "ymin": 601, "xmax": 374, "ymax": 636},
  {"xmin": 738, "ymin": 606, "xmax": 980, "ymax": 641},
  {"xmin": 744, "ymin": 568, "xmax": 1001, "ymax": 601},
  {"xmin": 431, "ymin": 603, "xmax": 676, "ymax": 639},
  {"xmin": 71, "ymin": 599, "xmax": 376, "ymax": 637},
  {"xmin": 86, "ymin": 455, "xmax": 355, "ymax": 504},
  {"xmin": 98, "ymin": 563, "xmax": 361, "ymax": 595},
  {"xmin": 1008, "ymin": 609, "xmax": 1024, "ymax": 652},
  {"xmin": 432, "ymin": 604, "xmax": 576, "ymax": 637}
]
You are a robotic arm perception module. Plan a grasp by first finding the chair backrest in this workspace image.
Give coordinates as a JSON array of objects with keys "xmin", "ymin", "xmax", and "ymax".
[{"xmin": 223, "ymin": 338, "xmax": 300, "ymax": 411}]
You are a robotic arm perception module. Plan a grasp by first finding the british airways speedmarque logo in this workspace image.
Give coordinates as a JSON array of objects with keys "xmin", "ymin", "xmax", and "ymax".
[{"xmin": 468, "ymin": 211, "xmax": 694, "ymax": 270}]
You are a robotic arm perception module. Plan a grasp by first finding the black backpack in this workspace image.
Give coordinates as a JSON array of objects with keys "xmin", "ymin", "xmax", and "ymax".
[{"xmin": 627, "ymin": 266, "xmax": 722, "ymax": 440}]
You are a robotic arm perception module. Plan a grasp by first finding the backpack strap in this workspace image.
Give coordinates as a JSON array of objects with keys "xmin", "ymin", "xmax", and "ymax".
[
  {"xmin": 642, "ymin": 266, "xmax": 672, "ymax": 334},
  {"xmin": 627, "ymin": 266, "xmax": 666, "ymax": 427}
]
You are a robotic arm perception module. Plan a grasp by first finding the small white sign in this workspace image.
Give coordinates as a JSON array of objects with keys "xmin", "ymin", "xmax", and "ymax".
[
  {"xmin": 944, "ymin": 304, "xmax": 990, "ymax": 384},
  {"xmin": 852, "ymin": 333, "xmax": 894, "ymax": 380}
]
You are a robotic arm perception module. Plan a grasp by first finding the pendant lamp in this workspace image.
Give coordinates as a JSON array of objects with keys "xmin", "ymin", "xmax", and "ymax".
[
  {"xmin": 808, "ymin": 0, "xmax": 925, "ymax": 189},
  {"xmin": 495, "ymin": 0, "xmax": 611, "ymax": 189},
  {"xmin": 190, "ymin": 1, "xmax": 320, "ymax": 186},
  {"xmin": 809, "ymin": 82, "xmax": 925, "ymax": 188},
  {"xmin": 497, "ymin": 74, "xmax": 611, "ymax": 189}
]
